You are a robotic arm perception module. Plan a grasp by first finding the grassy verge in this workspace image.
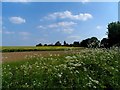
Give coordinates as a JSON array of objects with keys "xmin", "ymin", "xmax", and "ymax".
[{"xmin": 2, "ymin": 48, "xmax": 120, "ymax": 89}]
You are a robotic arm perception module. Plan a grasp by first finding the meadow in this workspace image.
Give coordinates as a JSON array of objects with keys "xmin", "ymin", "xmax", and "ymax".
[{"xmin": 2, "ymin": 47, "xmax": 120, "ymax": 89}]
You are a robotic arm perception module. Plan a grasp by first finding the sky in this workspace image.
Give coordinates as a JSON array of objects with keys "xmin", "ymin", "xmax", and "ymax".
[
  {"xmin": 2, "ymin": 2, "xmax": 118, "ymax": 46},
  {"xmin": 118, "ymin": 2, "xmax": 120, "ymax": 21},
  {"xmin": 0, "ymin": 2, "xmax": 2, "ymax": 46},
  {"xmin": 1, "ymin": 0, "xmax": 120, "ymax": 2}
]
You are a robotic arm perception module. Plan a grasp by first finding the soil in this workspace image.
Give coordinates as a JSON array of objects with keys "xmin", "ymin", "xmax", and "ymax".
[{"xmin": 2, "ymin": 50, "xmax": 75, "ymax": 62}]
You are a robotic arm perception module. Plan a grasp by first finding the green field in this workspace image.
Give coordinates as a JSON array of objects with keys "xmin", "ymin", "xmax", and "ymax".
[
  {"xmin": 2, "ymin": 47, "xmax": 120, "ymax": 89},
  {"xmin": 1, "ymin": 46, "xmax": 83, "ymax": 52}
]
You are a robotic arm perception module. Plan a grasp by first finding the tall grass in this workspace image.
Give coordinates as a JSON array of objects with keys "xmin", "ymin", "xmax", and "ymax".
[{"xmin": 2, "ymin": 48, "xmax": 120, "ymax": 89}]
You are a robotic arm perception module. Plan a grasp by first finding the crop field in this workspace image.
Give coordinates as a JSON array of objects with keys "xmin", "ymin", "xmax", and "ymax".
[
  {"xmin": 2, "ymin": 46, "xmax": 83, "ymax": 62},
  {"xmin": 1, "ymin": 46, "xmax": 83, "ymax": 52},
  {"xmin": 2, "ymin": 47, "xmax": 120, "ymax": 89}
]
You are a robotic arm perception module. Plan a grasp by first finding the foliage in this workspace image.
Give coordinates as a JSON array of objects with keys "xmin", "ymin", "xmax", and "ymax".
[
  {"xmin": 80, "ymin": 37, "xmax": 100, "ymax": 48},
  {"xmin": 36, "ymin": 43, "xmax": 42, "ymax": 46},
  {"xmin": 108, "ymin": 21, "xmax": 120, "ymax": 47},
  {"xmin": 100, "ymin": 38, "xmax": 109, "ymax": 48},
  {"xmin": 55, "ymin": 41, "xmax": 61, "ymax": 46},
  {"xmin": 73, "ymin": 41, "xmax": 80, "ymax": 47},
  {"xmin": 63, "ymin": 41, "xmax": 69, "ymax": 46}
]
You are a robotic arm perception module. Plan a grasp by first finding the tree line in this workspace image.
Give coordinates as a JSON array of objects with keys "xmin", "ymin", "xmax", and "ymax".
[{"xmin": 36, "ymin": 21, "xmax": 120, "ymax": 48}]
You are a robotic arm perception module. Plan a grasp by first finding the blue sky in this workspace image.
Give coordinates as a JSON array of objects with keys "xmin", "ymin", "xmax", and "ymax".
[
  {"xmin": 2, "ymin": 2, "xmax": 118, "ymax": 46},
  {"xmin": 118, "ymin": 2, "xmax": 120, "ymax": 21}
]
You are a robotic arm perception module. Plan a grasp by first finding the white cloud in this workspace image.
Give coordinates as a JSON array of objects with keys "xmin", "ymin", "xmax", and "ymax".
[
  {"xmin": 48, "ymin": 21, "xmax": 77, "ymax": 28},
  {"xmin": 67, "ymin": 35, "xmax": 80, "ymax": 40},
  {"xmin": 45, "ymin": 11, "xmax": 93, "ymax": 21},
  {"xmin": 58, "ymin": 21, "xmax": 77, "ymax": 27},
  {"xmin": 19, "ymin": 32, "xmax": 30, "ymax": 36},
  {"xmin": 48, "ymin": 24, "xmax": 58, "ymax": 28},
  {"xmin": 81, "ymin": 0, "xmax": 90, "ymax": 3},
  {"xmin": 9, "ymin": 16, "xmax": 26, "ymax": 24},
  {"xmin": 96, "ymin": 25, "xmax": 102, "ymax": 30},
  {"xmin": 37, "ymin": 21, "xmax": 76, "ymax": 34},
  {"xmin": 4, "ymin": 31, "xmax": 15, "ymax": 34},
  {"xmin": 37, "ymin": 25, "xmax": 46, "ymax": 29},
  {"xmin": 61, "ymin": 28, "xmax": 74, "ymax": 34},
  {"xmin": 37, "ymin": 21, "xmax": 76, "ymax": 29}
]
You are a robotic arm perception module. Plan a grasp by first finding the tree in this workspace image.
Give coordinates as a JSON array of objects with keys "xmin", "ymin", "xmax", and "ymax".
[
  {"xmin": 63, "ymin": 41, "xmax": 66, "ymax": 46},
  {"xmin": 80, "ymin": 38, "xmax": 91, "ymax": 47},
  {"xmin": 69, "ymin": 44, "xmax": 73, "ymax": 47},
  {"xmin": 55, "ymin": 41, "xmax": 61, "ymax": 46},
  {"xmin": 73, "ymin": 41, "xmax": 80, "ymax": 47},
  {"xmin": 36, "ymin": 43, "xmax": 42, "ymax": 46},
  {"xmin": 63, "ymin": 41, "xmax": 69, "ymax": 46},
  {"xmin": 80, "ymin": 37, "xmax": 100, "ymax": 48},
  {"xmin": 44, "ymin": 44, "xmax": 47, "ymax": 46},
  {"xmin": 107, "ymin": 21, "xmax": 120, "ymax": 47},
  {"xmin": 48, "ymin": 44, "xmax": 53, "ymax": 46},
  {"xmin": 100, "ymin": 38, "xmax": 109, "ymax": 48},
  {"xmin": 88, "ymin": 37, "xmax": 100, "ymax": 48}
]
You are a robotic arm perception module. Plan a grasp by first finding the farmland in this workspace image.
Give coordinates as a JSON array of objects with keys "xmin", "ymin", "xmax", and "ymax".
[
  {"xmin": 2, "ymin": 46, "xmax": 84, "ymax": 62},
  {"xmin": 1, "ymin": 46, "xmax": 120, "ymax": 89},
  {"xmin": 2, "ymin": 46, "xmax": 83, "ymax": 52}
]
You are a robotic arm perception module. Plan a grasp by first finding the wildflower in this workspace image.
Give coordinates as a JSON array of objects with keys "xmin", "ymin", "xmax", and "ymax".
[
  {"xmin": 36, "ymin": 65, "xmax": 39, "ymax": 68},
  {"xmin": 7, "ymin": 64, "xmax": 10, "ymax": 67},
  {"xmin": 75, "ymin": 70, "xmax": 79, "ymax": 74},
  {"xmin": 93, "ymin": 86, "xmax": 97, "ymax": 88},
  {"xmin": 65, "ymin": 56, "xmax": 72, "ymax": 59},
  {"xmin": 83, "ymin": 67, "xmax": 87, "ymax": 71},
  {"xmin": 72, "ymin": 56, "xmax": 77, "ymax": 59},
  {"xmin": 50, "ymin": 54, "xmax": 52, "ymax": 56},
  {"xmin": 58, "ymin": 73, "xmax": 62, "ymax": 78}
]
